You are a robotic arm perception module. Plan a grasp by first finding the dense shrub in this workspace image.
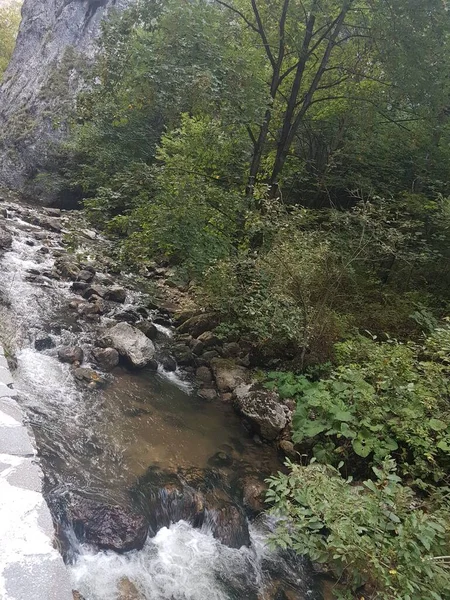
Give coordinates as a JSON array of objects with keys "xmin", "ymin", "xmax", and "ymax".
[{"xmin": 267, "ymin": 458, "xmax": 450, "ymax": 600}]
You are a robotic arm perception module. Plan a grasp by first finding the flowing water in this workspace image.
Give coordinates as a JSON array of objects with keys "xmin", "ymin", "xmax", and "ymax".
[{"xmin": 0, "ymin": 201, "xmax": 321, "ymax": 600}]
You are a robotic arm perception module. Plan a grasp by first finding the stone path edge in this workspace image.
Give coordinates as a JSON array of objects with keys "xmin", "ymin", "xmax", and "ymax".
[{"xmin": 0, "ymin": 343, "xmax": 73, "ymax": 600}]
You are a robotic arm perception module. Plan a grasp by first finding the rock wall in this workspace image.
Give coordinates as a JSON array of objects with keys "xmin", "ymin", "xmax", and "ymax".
[{"xmin": 0, "ymin": 0, "xmax": 131, "ymax": 204}]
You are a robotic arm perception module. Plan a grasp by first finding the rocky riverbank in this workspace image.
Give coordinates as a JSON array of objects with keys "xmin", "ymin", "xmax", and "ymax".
[{"xmin": 0, "ymin": 194, "xmax": 319, "ymax": 600}]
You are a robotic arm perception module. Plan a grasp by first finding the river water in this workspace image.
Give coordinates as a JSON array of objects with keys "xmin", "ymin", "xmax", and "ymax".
[{"xmin": 0, "ymin": 201, "xmax": 321, "ymax": 600}]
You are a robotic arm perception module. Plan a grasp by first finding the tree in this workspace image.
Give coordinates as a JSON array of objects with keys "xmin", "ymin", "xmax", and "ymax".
[
  {"xmin": 0, "ymin": 1, "xmax": 21, "ymax": 78},
  {"xmin": 215, "ymin": 0, "xmax": 450, "ymax": 197}
]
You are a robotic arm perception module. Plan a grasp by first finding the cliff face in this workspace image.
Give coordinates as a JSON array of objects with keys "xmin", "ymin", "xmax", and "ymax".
[{"xmin": 0, "ymin": 0, "xmax": 131, "ymax": 204}]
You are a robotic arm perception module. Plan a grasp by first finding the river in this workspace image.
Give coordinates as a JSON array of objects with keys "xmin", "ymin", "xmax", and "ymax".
[{"xmin": 0, "ymin": 200, "xmax": 321, "ymax": 600}]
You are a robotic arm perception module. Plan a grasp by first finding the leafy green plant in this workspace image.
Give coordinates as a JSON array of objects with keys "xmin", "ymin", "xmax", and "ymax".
[
  {"xmin": 266, "ymin": 333, "xmax": 450, "ymax": 482},
  {"xmin": 267, "ymin": 458, "xmax": 450, "ymax": 600}
]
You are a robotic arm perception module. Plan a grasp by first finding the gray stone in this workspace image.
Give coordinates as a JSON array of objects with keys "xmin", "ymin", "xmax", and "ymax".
[
  {"xmin": 58, "ymin": 346, "xmax": 84, "ymax": 364},
  {"xmin": 74, "ymin": 367, "xmax": 106, "ymax": 388},
  {"xmin": 197, "ymin": 331, "xmax": 221, "ymax": 348},
  {"xmin": 177, "ymin": 313, "xmax": 220, "ymax": 337},
  {"xmin": 99, "ymin": 322, "xmax": 155, "ymax": 368},
  {"xmin": 196, "ymin": 366, "xmax": 213, "ymax": 385},
  {"xmin": 77, "ymin": 269, "xmax": 95, "ymax": 283},
  {"xmin": 104, "ymin": 285, "xmax": 127, "ymax": 303},
  {"xmin": 137, "ymin": 321, "xmax": 158, "ymax": 340},
  {"xmin": 233, "ymin": 383, "xmax": 287, "ymax": 441},
  {"xmin": 92, "ymin": 347, "xmax": 120, "ymax": 371},
  {"xmin": 210, "ymin": 359, "xmax": 249, "ymax": 393}
]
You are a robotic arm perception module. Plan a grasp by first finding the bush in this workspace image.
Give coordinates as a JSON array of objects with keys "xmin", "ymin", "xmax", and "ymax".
[
  {"xmin": 266, "ymin": 333, "xmax": 450, "ymax": 483},
  {"xmin": 267, "ymin": 458, "xmax": 450, "ymax": 600}
]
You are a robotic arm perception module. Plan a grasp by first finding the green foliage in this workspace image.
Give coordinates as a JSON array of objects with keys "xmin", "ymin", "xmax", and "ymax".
[
  {"xmin": 0, "ymin": 1, "xmax": 21, "ymax": 78},
  {"xmin": 267, "ymin": 458, "xmax": 450, "ymax": 600},
  {"xmin": 266, "ymin": 333, "xmax": 450, "ymax": 483}
]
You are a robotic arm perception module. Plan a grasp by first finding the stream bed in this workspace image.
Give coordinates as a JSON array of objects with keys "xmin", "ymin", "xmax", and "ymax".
[{"xmin": 0, "ymin": 201, "xmax": 321, "ymax": 600}]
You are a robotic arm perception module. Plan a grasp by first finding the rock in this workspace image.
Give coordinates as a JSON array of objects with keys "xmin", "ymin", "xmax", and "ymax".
[
  {"xmin": 114, "ymin": 310, "xmax": 140, "ymax": 324},
  {"xmin": 137, "ymin": 321, "xmax": 158, "ymax": 340},
  {"xmin": 172, "ymin": 344, "xmax": 195, "ymax": 367},
  {"xmin": 104, "ymin": 286, "xmax": 127, "ymax": 303},
  {"xmin": 117, "ymin": 578, "xmax": 142, "ymax": 600},
  {"xmin": 77, "ymin": 300, "xmax": 105, "ymax": 317},
  {"xmin": 77, "ymin": 269, "xmax": 95, "ymax": 283},
  {"xmin": 0, "ymin": 227, "xmax": 12, "ymax": 249},
  {"xmin": 198, "ymin": 388, "xmax": 217, "ymax": 402},
  {"xmin": 222, "ymin": 342, "xmax": 241, "ymax": 358},
  {"xmin": 221, "ymin": 393, "xmax": 233, "ymax": 403},
  {"xmin": 69, "ymin": 300, "xmax": 83, "ymax": 310},
  {"xmin": 234, "ymin": 384, "xmax": 287, "ymax": 441},
  {"xmin": 44, "ymin": 207, "xmax": 61, "ymax": 217},
  {"xmin": 71, "ymin": 281, "xmax": 89, "ymax": 293},
  {"xmin": 153, "ymin": 316, "xmax": 172, "ymax": 328},
  {"xmin": 25, "ymin": 238, "xmax": 35, "ymax": 246},
  {"xmin": 207, "ymin": 501, "xmax": 250, "ymax": 549},
  {"xmin": 190, "ymin": 338, "xmax": 205, "ymax": 356},
  {"xmin": 195, "ymin": 366, "xmax": 213, "ymax": 385},
  {"xmin": 201, "ymin": 349, "xmax": 221, "ymax": 362},
  {"xmin": 38, "ymin": 246, "xmax": 50, "ymax": 254},
  {"xmin": 82, "ymin": 284, "xmax": 108, "ymax": 300},
  {"xmin": 74, "ymin": 367, "xmax": 106, "ymax": 388},
  {"xmin": 99, "ymin": 322, "xmax": 155, "ymax": 368},
  {"xmin": 161, "ymin": 355, "xmax": 177, "ymax": 372},
  {"xmin": 208, "ymin": 451, "xmax": 233, "ymax": 468},
  {"xmin": 241, "ymin": 476, "xmax": 268, "ymax": 514},
  {"xmin": 174, "ymin": 309, "xmax": 198, "ymax": 325},
  {"xmin": 58, "ymin": 346, "xmax": 84, "ymax": 364},
  {"xmin": 279, "ymin": 440, "xmax": 297, "ymax": 459},
  {"xmin": 197, "ymin": 331, "xmax": 221, "ymax": 348},
  {"xmin": 34, "ymin": 215, "xmax": 62, "ymax": 232},
  {"xmin": 92, "ymin": 347, "xmax": 120, "ymax": 370},
  {"xmin": 55, "ymin": 258, "xmax": 80, "ymax": 280},
  {"xmin": 210, "ymin": 359, "xmax": 249, "ymax": 393},
  {"xmin": 81, "ymin": 229, "xmax": 97, "ymax": 240},
  {"xmin": 134, "ymin": 469, "xmax": 206, "ymax": 536},
  {"xmin": 177, "ymin": 313, "xmax": 219, "ymax": 337},
  {"xmin": 63, "ymin": 494, "xmax": 148, "ymax": 553},
  {"xmin": 72, "ymin": 592, "xmax": 86, "ymax": 600},
  {"xmin": 34, "ymin": 332, "xmax": 55, "ymax": 351}
]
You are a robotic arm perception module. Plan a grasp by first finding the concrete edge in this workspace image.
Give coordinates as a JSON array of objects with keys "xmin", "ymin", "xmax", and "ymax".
[{"xmin": 0, "ymin": 344, "xmax": 73, "ymax": 600}]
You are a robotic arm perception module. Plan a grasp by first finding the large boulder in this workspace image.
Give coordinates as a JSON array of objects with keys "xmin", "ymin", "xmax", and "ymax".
[
  {"xmin": 63, "ymin": 494, "xmax": 149, "ymax": 553},
  {"xmin": 210, "ymin": 359, "xmax": 249, "ymax": 393},
  {"xmin": 233, "ymin": 383, "xmax": 287, "ymax": 441},
  {"xmin": 99, "ymin": 322, "xmax": 155, "ymax": 368}
]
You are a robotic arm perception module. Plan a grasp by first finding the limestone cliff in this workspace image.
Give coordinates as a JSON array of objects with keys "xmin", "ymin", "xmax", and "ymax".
[{"xmin": 0, "ymin": 0, "xmax": 131, "ymax": 204}]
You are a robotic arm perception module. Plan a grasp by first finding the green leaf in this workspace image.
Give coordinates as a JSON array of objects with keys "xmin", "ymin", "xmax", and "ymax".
[
  {"xmin": 429, "ymin": 418, "xmax": 447, "ymax": 432},
  {"xmin": 303, "ymin": 421, "xmax": 328, "ymax": 437},
  {"xmin": 352, "ymin": 437, "xmax": 373, "ymax": 457}
]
